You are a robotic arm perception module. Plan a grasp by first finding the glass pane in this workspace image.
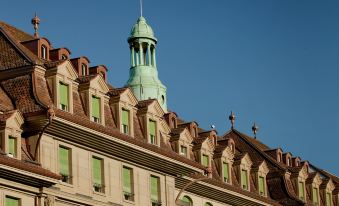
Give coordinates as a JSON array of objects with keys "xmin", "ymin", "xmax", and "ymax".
[
  {"xmin": 298, "ymin": 182, "xmax": 305, "ymax": 199},
  {"xmin": 150, "ymin": 176, "xmax": 159, "ymax": 201},
  {"xmin": 202, "ymin": 155, "xmax": 209, "ymax": 167},
  {"xmin": 6, "ymin": 196, "xmax": 19, "ymax": 206},
  {"xmin": 259, "ymin": 176, "xmax": 265, "ymax": 195},
  {"xmin": 92, "ymin": 96, "xmax": 100, "ymax": 119},
  {"xmin": 241, "ymin": 170, "xmax": 248, "ymax": 190},
  {"xmin": 8, "ymin": 137, "xmax": 16, "ymax": 156},
  {"xmin": 149, "ymin": 120, "xmax": 156, "ymax": 136},
  {"xmin": 92, "ymin": 157, "xmax": 102, "ymax": 185},
  {"xmin": 223, "ymin": 162, "xmax": 229, "ymax": 182},
  {"xmin": 122, "ymin": 110, "xmax": 130, "ymax": 125},
  {"xmin": 59, "ymin": 82, "xmax": 69, "ymax": 108},
  {"xmin": 59, "ymin": 147, "xmax": 70, "ymax": 176},
  {"xmin": 123, "ymin": 167, "xmax": 132, "ymax": 193},
  {"xmin": 326, "ymin": 193, "xmax": 332, "ymax": 206},
  {"xmin": 313, "ymin": 187, "xmax": 318, "ymax": 205}
]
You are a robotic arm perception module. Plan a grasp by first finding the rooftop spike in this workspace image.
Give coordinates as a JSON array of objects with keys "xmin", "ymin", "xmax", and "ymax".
[
  {"xmin": 139, "ymin": 0, "xmax": 143, "ymax": 17},
  {"xmin": 228, "ymin": 111, "xmax": 236, "ymax": 129},
  {"xmin": 31, "ymin": 13, "xmax": 41, "ymax": 38},
  {"xmin": 252, "ymin": 122, "xmax": 259, "ymax": 139}
]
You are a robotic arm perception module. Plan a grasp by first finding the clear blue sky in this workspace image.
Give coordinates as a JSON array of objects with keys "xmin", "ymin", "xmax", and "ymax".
[{"xmin": 1, "ymin": 0, "xmax": 338, "ymax": 175}]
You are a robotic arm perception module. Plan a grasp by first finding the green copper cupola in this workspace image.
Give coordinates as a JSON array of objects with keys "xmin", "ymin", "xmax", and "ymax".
[{"xmin": 126, "ymin": 16, "xmax": 167, "ymax": 112}]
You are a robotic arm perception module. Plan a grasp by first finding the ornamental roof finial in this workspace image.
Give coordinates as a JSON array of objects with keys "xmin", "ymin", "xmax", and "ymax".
[
  {"xmin": 228, "ymin": 111, "xmax": 236, "ymax": 129},
  {"xmin": 31, "ymin": 12, "xmax": 41, "ymax": 38},
  {"xmin": 252, "ymin": 122, "xmax": 259, "ymax": 139}
]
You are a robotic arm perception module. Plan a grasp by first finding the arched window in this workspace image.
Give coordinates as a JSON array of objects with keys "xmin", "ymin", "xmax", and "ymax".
[
  {"xmin": 81, "ymin": 64, "xmax": 87, "ymax": 76},
  {"xmin": 41, "ymin": 45, "xmax": 47, "ymax": 59},
  {"xmin": 171, "ymin": 117, "xmax": 177, "ymax": 128},
  {"xmin": 61, "ymin": 54, "xmax": 68, "ymax": 60},
  {"xmin": 204, "ymin": 203, "xmax": 213, "ymax": 206},
  {"xmin": 181, "ymin": 196, "xmax": 193, "ymax": 206}
]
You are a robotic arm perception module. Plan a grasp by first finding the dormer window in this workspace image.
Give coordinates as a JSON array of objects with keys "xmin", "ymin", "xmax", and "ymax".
[
  {"xmin": 61, "ymin": 54, "xmax": 68, "ymax": 60},
  {"xmin": 258, "ymin": 176, "xmax": 266, "ymax": 196},
  {"xmin": 8, "ymin": 136, "xmax": 17, "ymax": 157},
  {"xmin": 312, "ymin": 187, "xmax": 319, "ymax": 206},
  {"xmin": 81, "ymin": 64, "xmax": 87, "ymax": 76},
  {"xmin": 287, "ymin": 157, "xmax": 291, "ymax": 166},
  {"xmin": 172, "ymin": 117, "xmax": 177, "ymax": 128},
  {"xmin": 122, "ymin": 109, "xmax": 130, "ymax": 135},
  {"xmin": 149, "ymin": 120, "xmax": 156, "ymax": 144},
  {"xmin": 41, "ymin": 45, "xmax": 47, "ymax": 59},
  {"xmin": 192, "ymin": 127, "xmax": 197, "ymax": 137},
  {"xmin": 202, "ymin": 154, "xmax": 209, "ymax": 167},
  {"xmin": 91, "ymin": 96, "xmax": 101, "ymax": 123},
  {"xmin": 241, "ymin": 169, "xmax": 249, "ymax": 190},
  {"xmin": 180, "ymin": 145, "xmax": 187, "ymax": 157},
  {"xmin": 326, "ymin": 192, "xmax": 332, "ymax": 206},
  {"xmin": 298, "ymin": 181, "xmax": 305, "ymax": 200},
  {"xmin": 59, "ymin": 82, "xmax": 69, "ymax": 111},
  {"xmin": 222, "ymin": 162, "xmax": 230, "ymax": 183}
]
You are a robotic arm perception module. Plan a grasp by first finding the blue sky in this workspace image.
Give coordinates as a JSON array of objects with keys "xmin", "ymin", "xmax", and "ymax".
[{"xmin": 1, "ymin": 0, "xmax": 338, "ymax": 175}]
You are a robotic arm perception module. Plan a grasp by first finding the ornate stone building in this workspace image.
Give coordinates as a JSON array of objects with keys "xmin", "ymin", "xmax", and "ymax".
[{"xmin": 0, "ymin": 14, "xmax": 338, "ymax": 206}]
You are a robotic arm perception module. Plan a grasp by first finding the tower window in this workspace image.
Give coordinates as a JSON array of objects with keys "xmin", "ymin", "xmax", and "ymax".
[{"xmin": 41, "ymin": 45, "xmax": 47, "ymax": 59}]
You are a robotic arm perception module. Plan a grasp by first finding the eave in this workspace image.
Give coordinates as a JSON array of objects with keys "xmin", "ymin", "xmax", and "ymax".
[{"xmin": 46, "ymin": 117, "xmax": 204, "ymax": 176}]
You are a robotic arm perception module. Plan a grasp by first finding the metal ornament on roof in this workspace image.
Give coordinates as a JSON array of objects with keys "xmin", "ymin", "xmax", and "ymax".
[
  {"xmin": 252, "ymin": 122, "xmax": 259, "ymax": 139},
  {"xmin": 31, "ymin": 13, "xmax": 41, "ymax": 38},
  {"xmin": 228, "ymin": 111, "xmax": 236, "ymax": 129}
]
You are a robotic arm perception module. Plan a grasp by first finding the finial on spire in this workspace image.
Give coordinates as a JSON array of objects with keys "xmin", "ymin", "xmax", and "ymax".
[
  {"xmin": 31, "ymin": 13, "xmax": 41, "ymax": 38},
  {"xmin": 252, "ymin": 122, "xmax": 259, "ymax": 139},
  {"xmin": 228, "ymin": 111, "xmax": 236, "ymax": 129},
  {"xmin": 139, "ymin": 0, "xmax": 143, "ymax": 17}
]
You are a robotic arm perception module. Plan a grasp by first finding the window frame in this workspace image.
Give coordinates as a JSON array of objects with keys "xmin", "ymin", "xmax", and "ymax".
[
  {"xmin": 222, "ymin": 162, "xmax": 230, "ymax": 183},
  {"xmin": 59, "ymin": 81, "xmax": 69, "ymax": 111},
  {"xmin": 5, "ymin": 195, "xmax": 20, "ymax": 206},
  {"xmin": 59, "ymin": 145, "xmax": 72, "ymax": 184},
  {"xmin": 298, "ymin": 181, "xmax": 305, "ymax": 201},
  {"xmin": 121, "ymin": 109, "xmax": 130, "ymax": 135},
  {"xmin": 92, "ymin": 156, "xmax": 104, "ymax": 193},
  {"xmin": 122, "ymin": 166, "xmax": 134, "ymax": 201},
  {"xmin": 148, "ymin": 119, "xmax": 157, "ymax": 145},
  {"xmin": 241, "ymin": 169, "xmax": 249, "ymax": 190},
  {"xmin": 150, "ymin": 175, "xmax": 161, "ymax": 205},
  {"xmin": 91, "ymin": 95, "xmax": 101, "ymax": 123},
  {"xmin": 8, "ymin": 136, "xmax": 17, "ymax": 158},
  {"xmin": 41, "ymin": 44, "xmax": 47, "ymax": 59}
]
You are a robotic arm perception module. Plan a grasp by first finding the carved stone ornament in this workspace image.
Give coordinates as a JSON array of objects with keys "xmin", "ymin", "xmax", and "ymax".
[{"xmin": 44, "ymin": 195, "xmax": 55, "ymax": 206}]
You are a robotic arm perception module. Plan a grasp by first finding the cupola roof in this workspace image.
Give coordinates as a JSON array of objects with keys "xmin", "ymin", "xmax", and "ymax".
[{"xmin": 129, "ymin": 16, "xmax": 157, "ymax": 41}]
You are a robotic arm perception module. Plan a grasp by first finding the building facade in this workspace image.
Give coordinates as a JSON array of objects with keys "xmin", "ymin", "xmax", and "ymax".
[{"xmin": 0, "ymin": 15, "xmax": 338, "ymax": 206}]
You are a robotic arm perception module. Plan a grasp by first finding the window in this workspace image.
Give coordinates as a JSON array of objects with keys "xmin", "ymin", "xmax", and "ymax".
[
  {"xmin": 258, "ymin": 176, "xmax": 265, "ymax": 196},
  {"xmin": 122, "ymin": 109, "xmax": 130, "ymax": 134},
  {"xmin": 123, "ymin": 167, "xmax": 134, "ymax": 201},
  {"xmin": 149, "ymin": 120, "xmax": 156, "ymax": 144},
  {"xmin": 150, "ymin": 176, "xmax": 160, "ymax": 206},
  {"xmin": 81, "ymin": 64, "xmax": 87, "ymax": 76},
  {"xmin": 41, "ymin": 45, "xmax": 47, "ymax": 59},
  {"xmin": 181, "ymin": 196, "xmax": 193, "ymax": 206},
  {"xmin": 61, "ymin": 54, "xmax": 67, "ymax": 60},
  {"xmin": 8, "ymin": 136, "xmax": 16, "ymax": 157},
  {"xmin": 298, "ymin": 181, "xmax": 305, "ymax": 200},
  {"xmin": 222, "ymin": 162, "xmax": 229, "ymax": 183},
  {"xmin": 287, "ymin": 157, "xmax": 291, "ymax": 166},
  {"xmin": 59, "ymin": 82, "xmax": 69, "ymax": 111},
  {"xmin": 180, "ymin": 145, "xmax": 187, "ymax": 157},
  {"xmin": 204, "ymin": 203, "xmax": 213, "ymax": 206},
  {"xmin": 5, "ymin": 196, "xmax": 20, "ymax": 206},
  {"xmin": 241, "ymin": 169, "xmax": 249, "ymax": 190},
  {"xmin": 92, "ymin": 156, "xmax": 104, "ymax": 193},
  {"xmin": 59, "ymin": 146, "xmax": 71, "ymax": 183},
  {"xmin": 202, "ymin": 154, "xmax": 209, "ymax": 167},
  {"xmin": 326, "ymin": 192, "xmax": 332, "ymax": 206},
  {"xmin": 91, "ymin": 96, "xmax": 101, "ymax": 123},
  {"xmin": 312, "ymin": 187, "xmax": 319, "ymax": 206}
]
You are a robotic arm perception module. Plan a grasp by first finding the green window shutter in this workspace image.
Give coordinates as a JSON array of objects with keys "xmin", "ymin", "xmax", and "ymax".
[
  {"xmin": 312, "ymin": 187, "xmax": 318, "ymax": 205},
  {"xmin": 298, "ymin": 182, "xmax": 305, "ymax": 199},
  {"xmin": 92, "ymin": 96, "xmax": 100, "ymax": 119},
  {"xmin": 149, "ymin": 120, "xmax": 156, "ymax": 143},
  {"xmin": 223, "ymin": 162, "xmax": 229, "ymax": 182},
  {"xmin": 59, "ymin": 82, "xmax": 69, "ymax": 108},
  {"xmin": 6, "ymin": 196, "xmax": 19, "ymax": 206},
  {"xmin": 202, "ymin": 155, "xmax": 209, "ymax": 167},
  {"xmin": 122, "ymin": 110, "xmax": 130, "ymax": 126},
  {"xmin": 241, "ymin": 170, "xmax": 248, "ymax": 189},
  {"xmin": 92, "ymin": 157, "xmax": 102, "ymax": 185},
  {"xmin": 59, "ymin": 147, "xmax": 70, "ymax": 176},
  {"xmin": 123, "ymin": 167, "xmax": 132, "ymax": 193},
  {"xmin": 150, "ymin": 176, "xmax": 159, "ymax": 201},
  {"xmin": 259, "ymin": 176, "xmax": 265, "ymax": 195},
  {"xmin": 8, "ymin": 137, "xmax": 16, "ymax": 156},
  {"xmin": 326, "ymin": 193, "xmax": 332, "ymax": 206},
  {"xmin": 180, "ymin": 146, "xmax": 187, "ymax": 156}
]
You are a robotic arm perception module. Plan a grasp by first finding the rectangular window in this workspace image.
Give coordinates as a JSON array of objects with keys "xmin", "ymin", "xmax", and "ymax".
[
  {"xmin": 59, "ymin": 82, "xmax": 69, "ymax": 111},
  {"xmin": 180, "ymin": 145, "xmax": 187, "ymax": 157},
  {"xmin": 59, "ymin": 146, "xmax": 71, "ymax": 183},
  {"xmin": 258, "ymin": 176, "xmax": 265, "ymax": 195},
  {"xmin": 298, "ymin": 181, "xmax": 305, "ymax": 200},
  {"xmin": 92, "ymin": 156, "xmax": 104, "ymax": 193},
  {"xmin": 8, "ymin": 136, "xmax": 16, "ymax": 157},
  {"xmin": 122, "ymin": 109, "xmax": 130, "ymax": 134},
  {"xmin": 123, "ymin": 167, "xmax": 134, "ymax": 201},
  {"xmin": 5, "ymin": 196, "xmax": 20, "ymax": 206},
  {"xmin": 202, "ymin": 154, "xmax": 209, "ymax": 167},
  {"xmin": 312, "ymin": 187, "xmax": 319, "ymax": 205},
  {"xmin": 241, "ymin": 169, "xmax": 248, "ymax": 190},
  {"xmin": 326, "ymin": 192, "xmax": 332, "ymax": 206},
  {"xmin": 222, "ymin": 162, "xmax": 229, "ymax": 183},
  {"xmin": 91, "ymin": 96, "xmax": 101, "ymax": 123},
  {"xmin": 150, "ymin": 176, "xmax": 160, "ymax": 205},
  {"xmin": 149, "ymin": 120, "xmax": 156, "ymax": 144}
]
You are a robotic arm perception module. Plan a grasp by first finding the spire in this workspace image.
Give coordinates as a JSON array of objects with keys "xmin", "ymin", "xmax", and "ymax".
[
  {"xmin": 139, "ymin": 0, "xmax": 143, "ymax": 17},
  {"xmin": 229, "ymin": 111, "xmax": 236, "ymax": 129},
  {"xmin": 31, "ymin": 13, "xmax": 41, "ymax": 38},
  {"xmin": 126, "ymin": 16, "xmax": 167, "ymax": 112},
  {"xmin": 252, "ymin": 122, "xmax": 259, "ymax": 139}
]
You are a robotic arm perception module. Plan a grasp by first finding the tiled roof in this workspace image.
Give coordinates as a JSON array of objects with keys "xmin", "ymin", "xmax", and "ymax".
[{"xmin": 0, "ymin": 21, "xmax": 34, "ymax": 42}]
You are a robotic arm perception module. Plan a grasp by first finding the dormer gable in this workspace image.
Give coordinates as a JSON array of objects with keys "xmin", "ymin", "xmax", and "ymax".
[
  {"xmin": 283, "ymin": 152, "xmax": 293, "ymax": 166},
  {"xmin": 164, "ymin": 112, "xmax": 178, "ymax": 129},
  {"xmin": 89, "ymin": 65, "xmax": 108, "ymax": 82},
  {"xmin": 70, "ymin": 56, "xmax": 90, "ymax": 76},
  {"xmin": 214, "ymin": 145, "xmax": 234, "ymax": 184},
  {"xmin": 178, "ymin": 121, "xmax": 199, "ymax": 138},
  {"xmin": 234, "ymin": 153, "xmax": 253, "ymax": 191},
  {"xmin": 169, "ymin": 127, "xmax": 193, "ymax": 158},
  {"xmin": 265, "ymin": 148, "xmax": 283, "ymax": 163},
  {"xmin": 49, "ymin": 47, "xmax": 71, "ymax": 61},
  {"xmin": 21, "ymin": 37, "xmax": 51, "ymax": 60},
  {"xmin": 292, "ymin": 156, "xmax": 302, "ymax": 167}
]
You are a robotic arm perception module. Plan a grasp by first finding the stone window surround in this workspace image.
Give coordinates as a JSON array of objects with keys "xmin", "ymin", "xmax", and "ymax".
[
  {"xmin": 178, "ymin": 139, "xmax": 192, "ymax": 158},
  {"xmin": 118, "ymin": 104, "xmax": 136, "ymax": 137},
  {"xmin": 255, "ymin": 161, "xmax": 269, "ymax": 196},
  {"xmin": 149, "ymin": 173, "xmax": 162, "ymax": 205},
  {"xmin": 85, "ymin": 88, "xmax": 109, "ymax": 126},
  {"xmin": 321, "ymin": 180, "xmax": 335, "ymax": 206},
  {"xmin": 234, "ymin": 154, "xmax": 252, "ymax": 191},
  {"xmin": 122, "ymin": 163, "xmax": 135, "ymax": 203},
  {"xmin": 91, "ymin": 153, "xmax": 106, "ymax": 195},
  {"xmin": 294, "ymin": 166, "xmax": 308, "ymax": 201},
  {"xmin": 57, "ymin": 142, "xmax": 73, "ymax": 186},
  {"xmin": 215, "ymin": 146, "xmax": 234, "ymax": 184},
  {"xmin": 307, "ymin": 173, "xmax": 322, "ymax": 206}
]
